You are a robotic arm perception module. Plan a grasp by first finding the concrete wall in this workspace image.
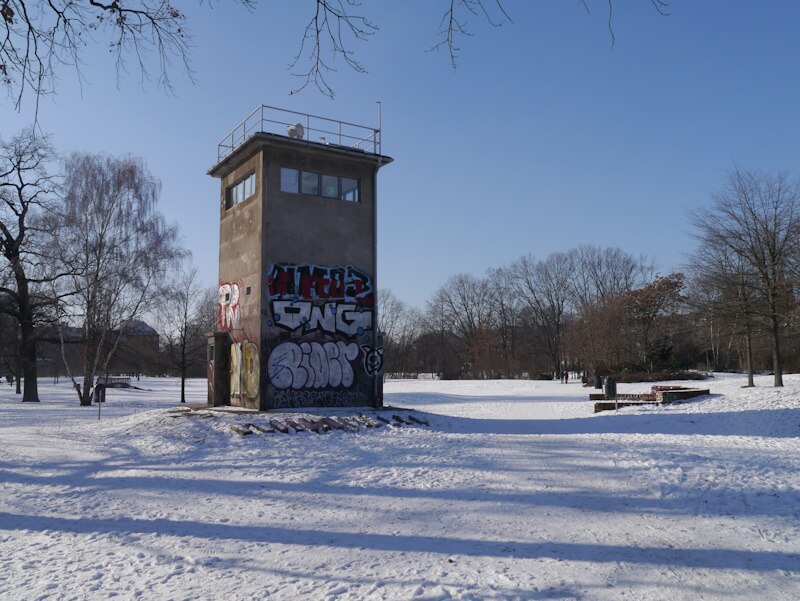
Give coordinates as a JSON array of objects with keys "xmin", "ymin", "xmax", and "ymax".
[
  {"xmin": 216, "ymin": 152, "xmax": 264, "ymax": 408},
  {"xmin": 260, "ymin": 141, "xmax": 382, "ymax": 410}
]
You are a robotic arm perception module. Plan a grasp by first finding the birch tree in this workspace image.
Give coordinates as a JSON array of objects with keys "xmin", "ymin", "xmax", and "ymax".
[{"xmin": 53, "ymin": 152, "xmax": 181, "ymax": 405}]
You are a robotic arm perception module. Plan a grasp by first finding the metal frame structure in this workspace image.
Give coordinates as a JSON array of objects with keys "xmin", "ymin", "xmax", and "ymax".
[{"xmin": 217, "ymin": 104, "xmax": 382, "ymax": 162}]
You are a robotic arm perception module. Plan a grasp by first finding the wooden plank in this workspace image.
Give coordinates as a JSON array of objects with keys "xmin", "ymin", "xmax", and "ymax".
[
  {"xmin": 245, "ymin": 422, "xmax": 273, "ymax": 434},
  {"xmin": 296, "ymin": 418, "xmax": 318, "ymax": 433},
  {"xmin": 269, "ymin": 419, "xmax": 289, "ymax": 434},
  {"xmin": 311, "ymin": 419, "xmax": 331, "ymax": 432},
  {"xmin": 229, "ymin": 424, "xmax": 252, "ymax": 436},
  {"xmin": 285, "ymin": 419, "xmax": 306, "ymax": 432},
  {"xmin": 320, "ymin": 417, "xmax": 344, "ymax": 430},
  {"xmin": 593, "ymin": 401, "xmax": 659, "ymax": 413},
  {"xmin": 338, "ymin": 416, "xmax": 362, "ymax": 431}
]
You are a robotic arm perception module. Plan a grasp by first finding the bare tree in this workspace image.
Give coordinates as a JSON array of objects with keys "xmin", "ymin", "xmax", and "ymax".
[
  {"xmin": 0, "ymin": 128, "xmax": 60, "ymax": 402},
  {"xmin": 159, "ymin": 267, "xmax": 214, "ymax": 403},
  {"xmin": 622, "ymin": 272, "xmax": 685, "ymax": 373},
  {"xmin": 378, "ymin": 288, "xmax": 421, "ymax": 376},
  {"xmin": 693, "ymin": 169, "xmax": 800, "ymax": 387},
  {"xmin": 427, "ymin": 273, "xmax": 494, "ymax": 378},
  {"xmin": 487, "ymin": 266, "xmax": 521, "ymax": 377},
  {"xmin": 565, "ymin": 245, "xmax": 653, "ymax": 378},
  {"xmin": 688, "ymin": 239, "xmax": 761, "ymax": 385},
  {"xmin": 565, "ymin": 293, "xmax": 627, "ymax": 378},
  {"xmin": 52, "ymin": 152, "xmax": 182, "ymax": 405},
  {"xmin": 569, "ymin": 245, "xmax": 652, "ymax": 308},
  {"xmin": 510, "ymin": 253, "xmax": 573, "ymax": 378},
  {"xmin": 377, "ymin": 288, "xmax": 406, "ymax": 344}
]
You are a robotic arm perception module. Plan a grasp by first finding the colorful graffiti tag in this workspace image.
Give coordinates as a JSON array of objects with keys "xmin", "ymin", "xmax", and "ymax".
[
  {"xmin": 243, "ymin": 341, "xmax": 260, "ymax": 399},
  {"xmin": 267, "ymin": 264, "xmax": 374, "ymax": 305},
  {"xmin": 229, "ymin": 340, "xmax": 260, "ymax": 405},
  {"xmin": 218, "ymin": 281, "xmax": 241, "ymax": 330},
  {"xmin": 265, "ymin": 263, "xmax": 380, "ymax": 408},
  {"xmin": 230, "ymin": 342, "xmax": 242, "ymax": 402}
]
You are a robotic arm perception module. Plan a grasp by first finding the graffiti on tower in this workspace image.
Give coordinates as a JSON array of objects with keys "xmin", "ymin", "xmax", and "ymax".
[
  {"xmin": 265, "ymin": 263, "xmax": 380, "ymax": 408},
  {"xmin": 217, "ymin": 281, "xmax": 241, "ymax": 330}
]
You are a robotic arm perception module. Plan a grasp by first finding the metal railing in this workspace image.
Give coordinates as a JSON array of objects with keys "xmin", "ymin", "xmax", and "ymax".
[{"xmin": 216, "ymin": 104, "xmax": 382, "ymax": 162}]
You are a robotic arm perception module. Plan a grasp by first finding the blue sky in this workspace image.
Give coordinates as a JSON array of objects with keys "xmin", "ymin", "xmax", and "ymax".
[{"xmin": 3, "ymin": 1, "xmax": 800, "ymax": 309}]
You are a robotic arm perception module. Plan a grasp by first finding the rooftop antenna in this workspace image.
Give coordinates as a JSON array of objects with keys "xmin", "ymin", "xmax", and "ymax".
[{"xmin": 376, "ymin": 100, "xmax": 382, "ymax": 155}]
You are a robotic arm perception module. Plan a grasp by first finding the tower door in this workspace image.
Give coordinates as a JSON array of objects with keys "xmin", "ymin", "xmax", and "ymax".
[{"xmin": 212, "ymin": 332, "xmax": 231, "ymax": 406}]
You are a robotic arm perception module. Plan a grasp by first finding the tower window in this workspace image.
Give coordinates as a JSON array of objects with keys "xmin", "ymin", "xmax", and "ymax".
[
  {"xmin": 340, "ymin": 178, "xmax": 359, "ymax": 202},
  {"xmin": 321, "ymin": 174, "xmax": 339, "ymax": 199},
  {"xmin": 280, "ymin": 165, "xmax": 359, "ymax": 203},
  {"xmin": 300, "ymin": 171, "xmax": 319, "ymax": 196},
  {"xmin": 280, "ymin": 168, "xmax": 299, "ymax": 193},
  {"xmin": 226, "ymin": 172, "xmax": 256, "ymax": 209}
]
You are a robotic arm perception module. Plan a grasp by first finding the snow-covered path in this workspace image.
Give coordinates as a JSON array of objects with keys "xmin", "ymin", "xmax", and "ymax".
[{"xmin": 0, "ymin": 375, "xmax": 798, "ymax": 600}]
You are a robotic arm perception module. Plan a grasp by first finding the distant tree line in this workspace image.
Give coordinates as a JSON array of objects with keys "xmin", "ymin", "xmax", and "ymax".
[
  {"xmin": 5, "ymin": 123, "xmax": 798, "ymax": 405},
  {"xmin": 380, "ymin": 169, "xmax": 800, "ymax": 388},
  {"xmin": 0, "ymin": 128, "xmax": 215, "ymax": 404}
]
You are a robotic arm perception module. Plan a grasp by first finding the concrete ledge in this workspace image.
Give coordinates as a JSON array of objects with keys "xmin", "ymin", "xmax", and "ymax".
[
  {"xmin": 594, "ymin": 400, "xmax": 660, "ymax": 413},
  {"xmin": 593, "ymin": 388, "xmax": 710, "ymax": 413},
  {"xmin": 659, "ymin": 388, "xmax": 710, "ymax": 403}
]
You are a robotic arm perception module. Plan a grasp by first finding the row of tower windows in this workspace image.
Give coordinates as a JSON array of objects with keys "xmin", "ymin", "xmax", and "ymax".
[
  {"xmin": 225, "ymin": 168, "xmax": 361, "ymax": 211},
  {"xmin": 280, "ymin": 168, "xmax": 359, "ymax": 203}
]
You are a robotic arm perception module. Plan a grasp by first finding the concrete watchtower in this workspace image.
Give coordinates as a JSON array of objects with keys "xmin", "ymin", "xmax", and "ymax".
[{"xmin": 207, "ymin": 105, "xmax": 392, "ymax": 411}]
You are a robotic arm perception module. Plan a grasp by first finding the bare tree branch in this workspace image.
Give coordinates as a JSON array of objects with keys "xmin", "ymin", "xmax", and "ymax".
[
  {"xmin": 580, "ymin": 0, "xmax": 670, "ymax": 49},
  {"xmin": 429, "ymin": 0, "xmax": 512, "ymax": 70},
  {"xmin": 0, "ymin": 0, "xmax": 253, "ymax": 118},
  {"xmin": 289, "ymin": 0, "xmax": 377, "ymax": 98}
]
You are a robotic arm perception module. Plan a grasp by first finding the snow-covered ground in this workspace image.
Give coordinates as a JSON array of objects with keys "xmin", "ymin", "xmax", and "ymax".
[{"xmin": 0, "ymin": 374, "xmax": 798, "ymax": 600}]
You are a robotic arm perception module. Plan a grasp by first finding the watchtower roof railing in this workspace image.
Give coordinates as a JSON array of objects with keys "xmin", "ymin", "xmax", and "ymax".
[{"xmin": 217, "ymin": 104, "xmax": 381, "ymax": 162}]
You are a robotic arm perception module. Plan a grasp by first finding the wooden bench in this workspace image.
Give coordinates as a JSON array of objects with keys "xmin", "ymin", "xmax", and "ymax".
[{"xmin": 96, "ymin": 376, "xmax": 132, "ymax": 388}]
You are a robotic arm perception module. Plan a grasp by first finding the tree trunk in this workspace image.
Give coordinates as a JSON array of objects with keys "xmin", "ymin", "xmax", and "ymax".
[
  {"xmin": 20, "ymin": 319, "xmax": 39, "ymax": 402},
  {"xmin": 12, "ymin": 263, "xmax": 40, "ymax": 402},
  {"xmin": 14, "ymin": 346, "xmax": 22, "ymax": 395},
  {"xmin": 770, "ymin": 315, "xmax": 783, "ymax": 387},
  {"xmin": 180, "ymin": 364, "xmax": 186, "ymax": 403},
  {"xmin": 744, "ymin": 325, "xmax": 754, "ymax": 387},
  {"xmin": 80, "ymin": 328, "xmax": 101, "ymax": 406}
]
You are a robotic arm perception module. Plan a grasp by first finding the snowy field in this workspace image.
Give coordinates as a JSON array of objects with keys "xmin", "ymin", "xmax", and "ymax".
[{"xmin": 0, "ymin": 374, "xmax": 798, "ymax": 600}]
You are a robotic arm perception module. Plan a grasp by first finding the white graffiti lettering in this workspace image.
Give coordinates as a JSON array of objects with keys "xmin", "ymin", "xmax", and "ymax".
[
  {"xmin": 271, "ymin": 301, "xmax": 372, "ymax": 338},
  {"xmin": 268, "ymin": 341, "xmax": 359, "ymax": 390}
]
